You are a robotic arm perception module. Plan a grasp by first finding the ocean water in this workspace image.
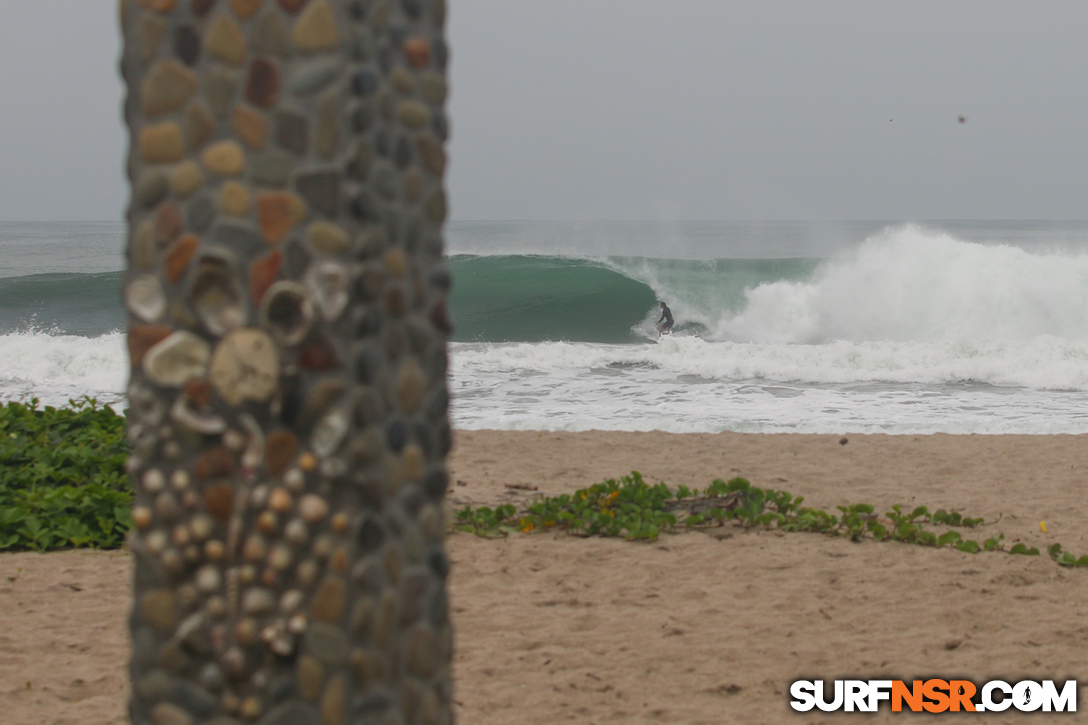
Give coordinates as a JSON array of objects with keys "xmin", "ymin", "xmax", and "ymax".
[{"xmin": 4, "ymin": 219, "xmax": 1088, "ymax": 434}]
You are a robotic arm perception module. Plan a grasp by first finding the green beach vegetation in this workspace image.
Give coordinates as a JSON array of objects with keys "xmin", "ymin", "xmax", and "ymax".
[
  {"xmin": 0, "ymin": 398, "xmax": 1084, "ymax": 568},
  {"xmin": 0, "ymin": 398, "xmax": 130, "ymax": 551},
  {"xmin": 456, "ymin": 471, "xmax": 1088, "ymax": 567}
]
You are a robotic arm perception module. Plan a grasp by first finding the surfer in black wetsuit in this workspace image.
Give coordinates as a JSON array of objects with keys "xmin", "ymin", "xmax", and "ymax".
[{"xmin": 657, "ymin": 301, "xmax": 674, "ymax": 338}]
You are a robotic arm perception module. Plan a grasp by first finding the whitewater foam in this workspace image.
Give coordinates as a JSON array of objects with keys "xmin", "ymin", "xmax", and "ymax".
[
  {"xmin": 712, "ymin": 227, "xmax": 1088, "ymax": 343},
  {"xmin": 453, "ymin": 334, "xmax": 1088, "ymax": 391},
  {"xmin": 0, "ymin": 331, "xmax": 127, "ymax": 407},
  {"xmin": 5, "ymin": 326, "xmax": 1088, "ymax": 433},
  {"xmin": 451, "ymin": 339, "xmax": 1088, "ymax": 434}
]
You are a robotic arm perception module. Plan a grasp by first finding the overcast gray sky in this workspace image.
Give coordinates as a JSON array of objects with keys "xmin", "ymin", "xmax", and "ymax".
[{"xmin": 1, "ymin": 1, "xmax": 1087, "ymax": 221}]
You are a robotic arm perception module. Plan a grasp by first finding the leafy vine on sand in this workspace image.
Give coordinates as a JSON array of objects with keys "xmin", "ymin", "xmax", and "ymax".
[{"xmin": 455, "ymin": 471, "xmax": 1088, "ymax": 567}]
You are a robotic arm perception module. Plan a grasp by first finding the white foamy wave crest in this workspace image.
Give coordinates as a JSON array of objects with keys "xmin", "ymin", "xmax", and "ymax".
[
  {"xmin": 0, "ymin": 331, "xmax": 127, "ymax": 407},
  {"xmin": 716, "ymin": 227, "xmax": 1088, "ymax": 344}
]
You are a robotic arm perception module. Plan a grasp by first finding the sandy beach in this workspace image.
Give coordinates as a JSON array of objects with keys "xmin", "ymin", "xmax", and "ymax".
[{"xmin": 4, "ymin": 430, "xmax": 1088, "ymax": 724}]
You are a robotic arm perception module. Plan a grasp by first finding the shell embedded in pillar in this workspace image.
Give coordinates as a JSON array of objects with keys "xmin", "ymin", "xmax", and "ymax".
[
  {"xmin": 125, "ymin": 274, "xmax": 167, "ymax": 322},
  {"xmin": 189, "ymin": 255, "xmax": 246, "ymax": 336},
  {"xmin": 142, "ymin": 331, "xmax": 211, "ymax": 387},
  {"xmin": 208, "ymin": 328, "xmax": 280, "ymax": 406},
  {"xmin": 260, "ymin": 280, "xmax": 315, "ymax": 346}
]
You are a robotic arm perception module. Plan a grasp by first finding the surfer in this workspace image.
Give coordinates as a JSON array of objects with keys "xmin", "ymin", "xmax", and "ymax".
[{"xmin": 657, "ymin": 301, "xmax": 674, "ymax": 338}]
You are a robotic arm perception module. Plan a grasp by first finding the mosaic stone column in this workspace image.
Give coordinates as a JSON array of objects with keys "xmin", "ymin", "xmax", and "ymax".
[{"xmin": 120, "ymin": 1, "xmax": 453, "ymax": 723}]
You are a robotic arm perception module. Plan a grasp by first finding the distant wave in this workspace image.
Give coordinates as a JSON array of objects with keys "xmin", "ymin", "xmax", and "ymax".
[
  {"xmin": 6, "ymin": 226, "xmax": 1088, "ymax": 348},
  {"xmin": 448, "ymin": 254, "xmax": 817, "ymax": 342},
  {"xmin": 454, "ymin": 225, "xmax": 1088, "ymax": 344},
  {"xmin": 0, "ymin": 272, "xmax": 123, "ymax": 337},
  {"xmin": 449, "ymin": 255, "xmax": 657, "ymax": 342}
]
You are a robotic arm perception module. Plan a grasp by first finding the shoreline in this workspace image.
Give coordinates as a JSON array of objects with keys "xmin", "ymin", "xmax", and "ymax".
[{"xmin": 4, "ymin": 430, "xmax": 1088, "ymax": 724}]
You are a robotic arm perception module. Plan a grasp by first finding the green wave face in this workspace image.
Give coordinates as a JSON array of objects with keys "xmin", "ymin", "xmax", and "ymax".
[
  {"xmin": 0, "ymin": 256, "xmax": 823, "ymax": 343},
  {"xmin": 0, "ymin": 272, "xmax": 124, "ymax": 336},
  {"xmin": 448, "ymin": 256, "xmax": 658, "ymax": 343},
  {"xmin": 447, "ymin": 255, "xmax": 822, "ymax": 343}
]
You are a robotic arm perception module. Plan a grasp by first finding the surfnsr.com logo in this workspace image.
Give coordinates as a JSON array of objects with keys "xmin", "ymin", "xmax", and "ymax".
[{"xmin": 790, "ymin": 679, "xmax": 1077, "ymax": 713}]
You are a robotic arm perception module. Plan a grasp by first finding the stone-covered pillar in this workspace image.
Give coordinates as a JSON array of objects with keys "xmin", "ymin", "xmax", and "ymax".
[{"xmin": 120, "ymin": 1, "xmax": 453, "ymax": 723}]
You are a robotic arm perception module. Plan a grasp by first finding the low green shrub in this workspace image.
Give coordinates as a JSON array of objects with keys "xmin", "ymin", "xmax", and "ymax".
[{"xmin": 0, "ymin": 398, "xmax": 131, "ymax": 551}]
